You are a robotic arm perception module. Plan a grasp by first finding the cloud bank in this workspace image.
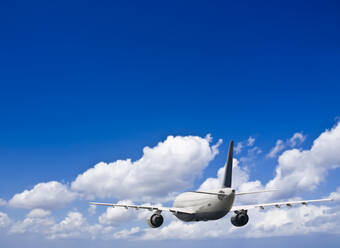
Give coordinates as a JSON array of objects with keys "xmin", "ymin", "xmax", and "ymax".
[
  {"xmin": 1, "ymin": 123, "xmax": 340, "ymax": 241},
  {"xmin": 9, "ymin": 181, "xmax": 77, "ymax": 210},
  {"xmin": 71, "ymin": 135, "xmax": 222, "ymax": 201},
  {"xmin": 267, "ymin": 124, "xmax": 340, "ymax": 198}
]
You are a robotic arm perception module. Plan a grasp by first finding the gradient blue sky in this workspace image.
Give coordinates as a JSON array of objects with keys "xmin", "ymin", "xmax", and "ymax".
[{"xmin": 0, "ymin": 0, "xmax": 340, "ymax": 247}]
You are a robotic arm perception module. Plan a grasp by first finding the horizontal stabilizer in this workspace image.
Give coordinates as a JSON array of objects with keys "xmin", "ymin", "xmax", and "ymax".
[
  {"xmin": 188, "ymin": 190, "xmax": 231, "ymax": 196},
  {"xmin": 235, "ymin": 189, "xmax": 279, "ymax": 196},
  {"xmin": 189, "ymin": 189, "xmax": 278, "ymax": 196}
]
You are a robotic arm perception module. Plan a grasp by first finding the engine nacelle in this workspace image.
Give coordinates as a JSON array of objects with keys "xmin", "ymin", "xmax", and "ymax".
[
  {"xmin": 231, "ymin": 212, "xmax": 249, "ymax": 227},
  {"xmin": 147, "ymin": 214, "xmax": 164, "ymax": 228}
]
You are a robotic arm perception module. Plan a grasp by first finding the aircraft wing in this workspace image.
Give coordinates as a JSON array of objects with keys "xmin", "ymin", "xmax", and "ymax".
[
  {"xmin": 90, "ymin": 202, "xmax": 195, "ymax": 214},
  {"xmin": 189, "ymin": 189, "xmax": 278, "ymax": 196},
  {"xmin": 231, "ymin": 198, "xmax": 333, "ymax": 212}
]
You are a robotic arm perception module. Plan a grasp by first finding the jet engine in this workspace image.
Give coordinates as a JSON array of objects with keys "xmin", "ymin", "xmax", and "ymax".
[
  {"xmin": 147, "ymin": 214, "xmax": 164, "ymax": 228},
  {"xmin": 230, "ymin": 211, "xmax": 249, "ymax": 227}
]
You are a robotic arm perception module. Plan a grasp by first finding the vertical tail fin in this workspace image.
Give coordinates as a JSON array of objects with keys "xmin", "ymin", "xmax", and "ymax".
[{"xmin": 222, "ymin": 140, "xmax": 234, "ymax": 188}]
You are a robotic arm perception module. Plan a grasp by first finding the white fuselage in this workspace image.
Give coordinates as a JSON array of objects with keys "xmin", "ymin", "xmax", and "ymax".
[{"xmin": 172, "ymin": 188, "xmax": 235, "ymax": 222}]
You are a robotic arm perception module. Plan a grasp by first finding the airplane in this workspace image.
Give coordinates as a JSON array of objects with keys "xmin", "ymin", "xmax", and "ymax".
[{"xmin": 90, "ymin": 140, "xmax": 333, "ymax": 228}]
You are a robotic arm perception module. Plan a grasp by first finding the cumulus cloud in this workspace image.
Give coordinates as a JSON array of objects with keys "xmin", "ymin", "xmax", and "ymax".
[
  {"xmin": 113, "ymin": 227, "xmax": 140, "ymax": 239},
  {"xmin": 198, "ymin": 158, "xmax": 264, "ymax": 205},
  {"xmin": 266, "ymin": 123, "xmax": 340, "ymax": 198},
  {"xmin": 49, "ymin": 211, "xmax": 103, "ymax": 240},
  {"xmin": 206, "ymin": 124, "xmax": 340, "ymax": 201},
  {"xmin": 0, "ymin": 212, "xmax": 11, "ymax": 228},
  {"xmin": 88, "ymin": 205, "xmax": 97, "ymax": 216},
  {"xmin": 5, "ymin": 208, "xmax": 146, "ymax": 240},
  {"xmin": 9, "ymin": 181, "xmax": 77, "ymax": 210},
  {"xmin": 329, "ymin": 187, "xmax": 340, "ymax": 201},
  {"xmin": 245, "ymin": 205, "xmax": 337, "ymax": 238},
  {"xmin": 146, "ymin": 123, "xmax": 340, "ymax": 240},
  {"xmin": 98, "ymin": 200, "xmax": 168, "ymax": 227},
  {"xmin": 27, "ymin": 208, "xmax": 51, "ymax": 218},
  {"xmin": 0, "ymin": 198, "xmax": 6, "ymax": 207},
  {"xmin": 10, "ymin": 209, "xmax": 54, "ymax": 234},
  {"xmin": 98, "ymin": 201, "xmax": 136, "ymax": 226},
  {"xmin": 2, "ymin": 124, "xmax": 340, "ymax": 241},
  {"xmin": 289, "ymin": 132, "xmax": 306, "ymax": 147},
  {"xmin": 235, "ymin": 142, "xmax": 243, "ymax": 154},
  {"xmin": 71, "ymin": 135, "xmax": 222, "ymax": 202},
  {"xmin": 267, "ymin": 132, "xmax": 306, "ymax": 158},
  {"xmin": 248, "ymin": 203, "xmax": 340, "ymax": 237},
  {"xmin": 141, "ymin": 218, "xmax": 230, "ymax": 240},
  {"xmin": 48, "ymin": 211, "xmax": 141, "ymax": 240},
  {"xmin": 141, "ymin": 202, "xmax": 338, "ymax": 240},
  {"xmin": 247, "ymin": 137, "xmax": 255, "ymax": 147},
  {"xmin": 199, "ymin": 158, "xmax": 250, "ymax": 191},
  {"xmin": 7, "ymin": 209, "xmax": 113, "ymax": 240},
  {"xmin": 235, "ymin": 136, "xmax": 257, "ymax": 155},
  {"xmin": 267, "ymin": 140, "xmax": 285, "ymax": 158},
  {"xmin": 141, "ymin": 122, "xmax": 340, "ymax": 240}
]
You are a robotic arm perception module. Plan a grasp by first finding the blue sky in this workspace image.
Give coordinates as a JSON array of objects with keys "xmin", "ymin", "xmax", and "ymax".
[{"xmin": 0, "ymin": 0, "xmax": 340, "ymax": 247}]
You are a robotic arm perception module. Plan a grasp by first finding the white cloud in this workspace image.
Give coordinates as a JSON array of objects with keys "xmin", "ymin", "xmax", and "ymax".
[
  {"xmin": 98, "ymin": 201, "xmax": 136, "ymax": 226},
  {"xmin": 249, "ymin": 146, "xmax": 262, "ymax": 155},
  {"xmin": 289, "ymin": 132, "xmax": 306, "ymax": 147},
  {"xmin": 10, "ymin": 209, "xmax": 54, "ymax": 234},
  {"xmin": 224, "ymin": 124, "xmax": 340, "ymax": 202},
  {"xmin": 198, "ymin": 158, "xmax": 264, "ymax": 205},
  {"xmin": 267, "ymin": 139, "xmax": 285, "ymax": 158},
  {"xmin": 199, "ymin": 158, "xmax": 250, "ymax": 191},
  {"xmin": 0, "ymin": 198, "xmax": 6, "ymax": 206},
  {"xmin": 330, "ymin": 187, "xmax": 340, "ymax": 201},
  {"xmin": 235, "ymin": 142, "xmax": 243, "ymax": 154},
  {"xmin": 143, "ymin": 123, "xmax": 340, "ymax": 240},
  {"xmin": 141, "ymin": 202, "xmax": 338, "ymax": 240},
  {"xmin": 209, "ymin": 122, "xmax": 340, "ymax": 199},
  {"xmin": 113, "ymin": 227, "xmax": 140, "ymax": 239},
  {"xmin": 9, "ymin": 181, "xmax": 77, "ymax": 210},
  {"xmin": 49, "ymin": 211, "xmax": 102, "ymax": 240},
  {"xmin": 2, "ymin": 124, "xmax": 340, "ymax": 241},
  {"xmin": 141, "ymin": 218, "xmax": 233, "ymax": 240},
  {"xmin": 71, "ymin": 135, "xmax": 222, "ymax": 202},
  {"xmin": 98, "ymin": 200, "xmax": 167, "ymax": 227},
  {"xmin": 245, "ymin": 205, "xmax": 336, "ymax": 238},
  {"xmin": 27, "ymin": 208, "xmax": 51, "ymax": 218},
  {"xmin": 8, "ymin": 209, "xmax": 110, "ymax": 240},
  {"xmin": 88, "ymin": 205, "xmax": 97, "ymax": 216},
  {"xmin": 267, "ymin": 132, "xmax": 306, "ymax": 158},
  {"xmin": 49, "ymin": 211, "xmax": 85, "ymax": 239},
  {"xmin": 48, "ymin": 210, "xmax": 148, "ymax": 240},
  {"xmin": 235, "ymin": 136, "xmax": 256, "ymax": 155},
  {"xmin": 247, "ymin": 137, "xmax": 255, "ymax": 147},
  {"xmin": 0, "ymin": 212, "xmax": 11, "ymax": 228},
  {"xmin": 266, "ymin": 122, "xmax": 340, "ymax": 198}
]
